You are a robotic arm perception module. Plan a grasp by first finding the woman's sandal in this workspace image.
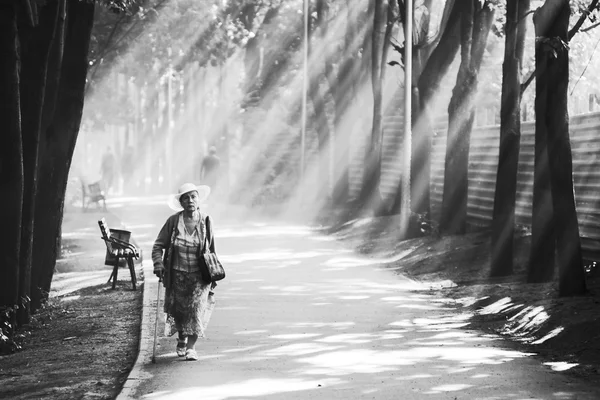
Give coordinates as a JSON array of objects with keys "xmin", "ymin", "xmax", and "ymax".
[
  {"xmin": 185, "ymin": 349, "xmax": 198, "ymax": 361},
  {"xmin": 176, "ymin": 342, "xmax": 186, "ymax": 357}
]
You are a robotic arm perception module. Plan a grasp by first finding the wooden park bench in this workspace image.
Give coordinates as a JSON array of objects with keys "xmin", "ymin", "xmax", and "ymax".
[
  {"xmin": 98, "ymin": 218, "xmax": 139, "ymax": 290},
  {"xmin": 82, "ymin": 180, "xmax": 107, "ymax": 211}
]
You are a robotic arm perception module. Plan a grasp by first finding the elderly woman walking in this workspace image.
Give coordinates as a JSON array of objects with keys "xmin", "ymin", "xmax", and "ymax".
[{"xmin": 152, "ymin": 183, "xmax": 217, "ymax": 361}]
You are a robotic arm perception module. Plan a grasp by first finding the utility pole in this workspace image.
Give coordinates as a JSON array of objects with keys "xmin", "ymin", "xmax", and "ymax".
[{"xmin": 400, "ymin": 0, "xmax": 413, "ymax": 235}]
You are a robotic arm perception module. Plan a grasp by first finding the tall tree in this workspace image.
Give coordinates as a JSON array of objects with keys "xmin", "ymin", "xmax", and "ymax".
[
  {"xmin": 360, "ymin": 0, "xmax": 394, "ymax": 216},
  {"xmin": 0, "ymin": 2, "xmax": 24, "ymax": 336},
  {"xmin": 490, "ymin": 0, "xmax": 531, "ymax": 277},
  {"xmin": 439, "ymin": 0, "xmax": 495, "ymax": 234},
  {"xmin": 17, "ymin": 0, "xmax": 61, "ymax": 325},
  {"xmin": 391, "ymin": 0, "xmax": 460, "ymax": 219},
  {"xmin": 529, "ymin": 0, "xmax": 586, "ymax": 296},
  {"xmin": 31, "ymin": 0, "xmax": 95, "ymax": 310}
]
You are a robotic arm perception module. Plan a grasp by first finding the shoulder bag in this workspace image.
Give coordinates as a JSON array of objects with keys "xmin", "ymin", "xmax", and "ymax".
[{"xmin": 200, "ymin": 216, "xmax": 226, "ymax": 283}]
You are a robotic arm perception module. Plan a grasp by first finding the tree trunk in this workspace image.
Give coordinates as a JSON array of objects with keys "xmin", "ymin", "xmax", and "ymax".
[
  {"xmin": 0, "ymin": 4, "xmax": 24, "ymax": 329},
  {"xmin": 17, "ymin": 0, "xmax": 60, "ymax": 325},
  {"xmin": 490, "ymin": 0, "xmax": 530, "ymax": 277},
  {"xmin": 528, "ymin": 2, "xmax": 558, "ymax": 284},
  {"xmin": 533, "ymin": 0, "xmax": 586, "ymax": 295},
  {"xmin": 30, "ymin": 0, "xmax": 67, "ymax": 311},
  {"xmin": 31, "ymin": 0, "xmax": 95, "ymax": 310},
  {"xmin": 361, "ymin": 0, "xmax": 388, "ymax": 216},
  {"xmin": 405, "ymin": 0, "xmax": 461, "ymax": 219},
  {"xmin": 440, "ymin": 1, "xmax": 494, "ymax": 234}
]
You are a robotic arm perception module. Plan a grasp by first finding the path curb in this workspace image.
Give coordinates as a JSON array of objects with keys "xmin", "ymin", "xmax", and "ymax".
[{"xmin": 116, "ymin": 261, "xmax": 156, "ymax": 400}]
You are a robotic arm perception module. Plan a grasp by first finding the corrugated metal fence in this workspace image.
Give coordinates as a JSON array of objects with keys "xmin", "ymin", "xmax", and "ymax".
[
  {"xmin": 351, "ymin": 103, "xmax": 600, "ymax": 257},
  {"xmin": 431, "ymin": 112, "xmax": 600, "ymax": 256}
]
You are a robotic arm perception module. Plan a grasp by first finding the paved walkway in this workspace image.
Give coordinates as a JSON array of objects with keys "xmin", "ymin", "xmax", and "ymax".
[{"xmin": 104, "ymin": 199, "xmax": 600, "ymax": 400}]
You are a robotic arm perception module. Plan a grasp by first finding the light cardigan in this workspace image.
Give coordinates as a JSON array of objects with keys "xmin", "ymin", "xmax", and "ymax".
[{"xmin": 152, "ymin": 211, "xmax": 215, "ymax": 288}]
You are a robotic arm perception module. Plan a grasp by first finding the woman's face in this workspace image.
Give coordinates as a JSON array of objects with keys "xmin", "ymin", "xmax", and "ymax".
[{"xmin": 179, "ymin": 190, "xmax": 199, "ymax": 212}]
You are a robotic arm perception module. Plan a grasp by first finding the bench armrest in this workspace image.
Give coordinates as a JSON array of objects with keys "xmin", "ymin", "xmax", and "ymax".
[{"xmin": 105, "ymin": 237, "xmax": 140, "ymax": 258}]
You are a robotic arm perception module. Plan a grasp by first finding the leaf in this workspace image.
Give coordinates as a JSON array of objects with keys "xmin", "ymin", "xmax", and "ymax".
[{"xmin": 391, "ymin": 43, "xmax": 404, "ymax": 54}]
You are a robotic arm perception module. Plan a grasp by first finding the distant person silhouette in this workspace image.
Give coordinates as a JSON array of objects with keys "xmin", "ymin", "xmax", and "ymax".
[
  {"xmin": 101, "ymin": 146, "xmax": 117, "ymax": 194},
  {"xmin": 200, "ymin": 146, "xmax": 221, "ymax": 190}
]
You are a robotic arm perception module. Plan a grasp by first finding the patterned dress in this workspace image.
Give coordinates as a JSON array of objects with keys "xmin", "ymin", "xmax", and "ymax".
[{"xmin": 163, "ymin": 213, "xmax": 213, "ymax": 337}]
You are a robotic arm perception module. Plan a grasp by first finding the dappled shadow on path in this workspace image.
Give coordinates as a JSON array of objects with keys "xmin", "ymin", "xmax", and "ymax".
[{"xmin": 137, "ymin": 222, "xmax": 599, "ymax": 400}]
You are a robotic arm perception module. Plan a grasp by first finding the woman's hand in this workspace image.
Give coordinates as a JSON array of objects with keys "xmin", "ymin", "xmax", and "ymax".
[{"xmin": 153, "ymin": 264, "xmax": 165, "ymax": 278}]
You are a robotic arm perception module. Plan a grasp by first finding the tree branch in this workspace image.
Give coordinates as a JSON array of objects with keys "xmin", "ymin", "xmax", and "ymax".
[
  {"xmin": 521, "ymin": 0, "xmax": 599, "ymax": 95},
  {"xmin": 520, "ymin": 70, "xmax": 536, "ymax": 96},
  {"xmin": 568, "ymin": 0, "xmax": 599, "ymax": 40},
  {"xmin": 582, "ymin": 20, "xmax": 600, "ymax": 33}
]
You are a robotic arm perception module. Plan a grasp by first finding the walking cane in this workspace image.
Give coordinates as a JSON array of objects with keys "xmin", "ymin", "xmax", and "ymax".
[{"xmin": 151, "ymin": 275, "xmax": 162, "ymax": 364}]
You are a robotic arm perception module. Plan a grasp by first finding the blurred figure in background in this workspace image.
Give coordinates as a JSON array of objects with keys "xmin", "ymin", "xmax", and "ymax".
[
  {"xmin": 200, "ymin": 146, "xmax": 221, "ymax": 192},
  {"xmin": 121, "ymin": 145, "xmax": 135, "ymax": 194},
  {"xmin": 101, "ymin": 146, "xmax": 117, "ymax": 194}
]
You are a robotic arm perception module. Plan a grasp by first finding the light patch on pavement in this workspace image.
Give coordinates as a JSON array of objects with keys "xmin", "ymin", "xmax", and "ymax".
[
  {"xmin": 291, "ymin": 321, "xmax": 355, "ymax": 329},
  {"xmin": 544, "ymin": 361, "xmax": 578, "ymax": 372},
  {"xmin": 220, "ymin": 249, "xmax": 327, "ymax": 263},
  {"xmin": 316, "ymin": 333, "xmax": 374, "ymax": 344},
  {"xmin": 298, "ymin": 349, "xmax": 416, "ymax": 375},
  {"xmin": 322, "ymin": 256, "xmax": 372, "ymax": 267},
  {"xmin": 141, "ymin": 377, "xmax": 343, "ymax": 400},
  {"xmin": 234, "ymin": 330, "xmax": 269, "ymax": 335},
  {"xmin": 376, "ymin": 333, "xmax": 404, "ymax": 340},
  {"xmin": 296, "ymin": 346, "xmax": 533, "ymax": 377},
  {"xmin": 395, "ymin": 373, "xmax": 436, "ymax": 380},
  {"xmin": 396, "ymin": 304, "xmax": 442, "ymax": 310},
  {"xmin": 262, "ymin": 343, "xmax": 343, "ymax": 357},
  {"xmin": 218, "ymin": 225, "xmax": 312, "ymax": 238},
  {"xmin": 425, "ymin": 383, "xmax": 473, "ymax": 393},
  {"xmin": 269, "ymin": 333, "xmax": 322, "ymax": 340},
  {"xmin": 221, "ymin": 345, "xmax": 265, "ymax": 353}
]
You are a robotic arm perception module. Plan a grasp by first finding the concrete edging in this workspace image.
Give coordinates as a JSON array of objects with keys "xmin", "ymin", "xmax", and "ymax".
[{"xmin": 116, "ymin": 261, "xmax": 156, "ymax": 400}]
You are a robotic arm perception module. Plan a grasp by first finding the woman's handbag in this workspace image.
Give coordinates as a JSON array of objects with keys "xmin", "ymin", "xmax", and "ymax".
[{"xmin": 200, "ymin": 216, "xmax": 226, "ymax": 283}]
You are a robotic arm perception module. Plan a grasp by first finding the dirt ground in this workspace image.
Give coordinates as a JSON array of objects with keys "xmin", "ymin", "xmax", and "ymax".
[
  {"xmin": 0, "ymin": 211, "xmax": 143, "ymax": 400},
  {"xmin": 2, "ymin": 212, "xmax": 600, "ymax": 399}
]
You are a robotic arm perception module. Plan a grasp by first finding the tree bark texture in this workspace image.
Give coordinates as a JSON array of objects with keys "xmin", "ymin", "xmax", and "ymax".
[
  {"xmin": 31, "ymin": 0, "xmax": 95, "ymax": 309},
  {"xmin": 408, "ymin": 0, "xmax": 461, "ymax": 219},
  {"xmin": 440, "ymin": 1, "xmax": 494, "ymax": 234},
  {"xmin": 0, "ymin": 4, "xmax": 24, "ymax": 324},
  {"xmin": 490, "ymin": 0, "xmax": 530, "ymax": 277},
  {"xmin": 358, "ymin": 0, "xmax": 391, "ymax": 216},
  {"xmin": 531, "ymin": 0, "xmax": 586, "ymax": 295},
  {"xmin": 528, "ymin": 2, "xmax": 558, "ymax": 283},
  {"xmin": 17, "ymin": 0, "xmax": 60, "ymax": 325}
]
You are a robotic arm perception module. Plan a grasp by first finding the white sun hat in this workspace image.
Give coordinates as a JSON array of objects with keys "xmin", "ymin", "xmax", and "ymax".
[{"xmin": 168, "ymin": 183, "xmax": 211, "ymax": 211}]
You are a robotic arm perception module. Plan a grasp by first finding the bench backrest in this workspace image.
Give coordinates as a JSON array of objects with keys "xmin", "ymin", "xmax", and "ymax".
[
  {"xmin": 98, "ymin": 218, "xmax": 115, "ymax": 254},
  {"xmin": 88, "ymin": 182, "xmax": 103, "ymax": 197}
]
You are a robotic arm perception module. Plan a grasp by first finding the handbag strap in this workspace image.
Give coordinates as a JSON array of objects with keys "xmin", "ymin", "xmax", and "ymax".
[{"xmin": 203, "ymin": 216, "xmax": 212, "ymax": 254}]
